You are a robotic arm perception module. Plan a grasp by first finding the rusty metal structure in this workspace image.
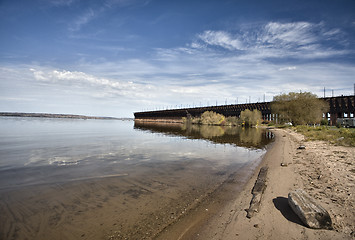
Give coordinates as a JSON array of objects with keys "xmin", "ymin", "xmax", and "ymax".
[
  {"xmin": 324, "ymin": 95, "xmax": 355, "ymax": 125},
  {"xmin": 134, "ymin": 95, "xmax": 355, "ymax": 125}
]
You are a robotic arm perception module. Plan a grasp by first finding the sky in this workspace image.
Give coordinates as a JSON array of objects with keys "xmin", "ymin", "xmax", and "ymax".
[{"xmin": 1, "ymin": 0, "xmax": 355, "ymax": 117}]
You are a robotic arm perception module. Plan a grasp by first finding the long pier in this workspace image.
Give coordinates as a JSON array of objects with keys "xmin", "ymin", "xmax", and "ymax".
[{"xmin": 134, "ymin": 95, "xmax": 355, "ymax": 125}]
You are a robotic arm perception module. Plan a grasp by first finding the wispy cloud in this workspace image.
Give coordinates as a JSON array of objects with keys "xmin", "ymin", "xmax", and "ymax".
[
  {"xmin": 261, "ymin": 22, "xmax": 316, "ymax": 48},
  {"xmin": 279, "ymin": 66, "xmax": 297, "ymax": 71},
  {"xmin": 191, "ymin": 21, "xmax": 349, "ymax": 61},
  {"xmin": 68, "ymin": 0, "xmax": 150, "ymax": 32},
  {"xmin": 196, "ymin": 30, "xmax": 244, "ymax": 50},
  {"xmin": 69, "ymin": 9, "xmax": 96, "ymax": 32},
  {"xmin": 29, "ymin": 68, "xmax": 153, "ymax": 99}
]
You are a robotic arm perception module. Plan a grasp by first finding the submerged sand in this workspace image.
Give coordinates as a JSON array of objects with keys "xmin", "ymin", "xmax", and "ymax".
[{"xmin": 0, "ymin": 153, "xmax": 261, "ymax": 240}]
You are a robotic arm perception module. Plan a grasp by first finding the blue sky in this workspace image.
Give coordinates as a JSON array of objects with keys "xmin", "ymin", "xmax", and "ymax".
[{"xmin": 1, "ymin": 0, "xmax": 354, "ymax": 117}]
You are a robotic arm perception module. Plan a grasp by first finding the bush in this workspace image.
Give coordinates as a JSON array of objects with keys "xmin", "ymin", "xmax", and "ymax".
[
  {"xmin": 320, "ymin": 119, "xmax": 329, "ymax": 126},
  {"xmin": 224, "ymin": 116, "xmax": 239, "ymax": 126},
  {"xmin": 186, "ymin": 110, "xmax": 261, "ymax": 127},
  {"xmin": 240, "ymin": 109, "xmax": 261, "ymax": 127},
  {"xmin": 200, "ymin": 111, "xmax": 225, "ymax": 125}
]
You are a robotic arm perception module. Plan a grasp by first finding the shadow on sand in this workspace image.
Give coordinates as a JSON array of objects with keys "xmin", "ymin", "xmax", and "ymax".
[{"xmin": 273, "ymin": 196, "xmax": 304, "ymax": 226}]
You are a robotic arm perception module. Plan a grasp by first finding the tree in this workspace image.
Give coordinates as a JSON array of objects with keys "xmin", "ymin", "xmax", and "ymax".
[
  {"xmin": 271, "ymin": 92, "xmax": 329, "ymax": 126},
  {"xmin": 240, "ymin": 109, "xmax": 262, "ymax": 127},
  {"xmin": 199, "ymin": 111, "xmax": 225, "ymax": 125}
]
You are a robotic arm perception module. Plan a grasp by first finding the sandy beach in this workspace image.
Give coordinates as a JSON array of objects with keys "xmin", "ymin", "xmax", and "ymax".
[{"xmin": 170, "ymin": 128, "xmax": 355, "ymax": 240}]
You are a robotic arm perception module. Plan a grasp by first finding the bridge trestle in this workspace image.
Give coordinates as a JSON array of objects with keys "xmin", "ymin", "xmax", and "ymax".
[{"xmin": 134, "ymin": 96, "xmax": 355, "ymax": 126}]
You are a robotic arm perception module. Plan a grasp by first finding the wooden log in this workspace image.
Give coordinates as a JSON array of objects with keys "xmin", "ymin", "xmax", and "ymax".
[
  {"xmin": 288, "ymin": 189, "xmax": 332, "ymax": 229},
  {"xmin": 247, "ymin": 166, "xmax": 268, "ymax": 218}
]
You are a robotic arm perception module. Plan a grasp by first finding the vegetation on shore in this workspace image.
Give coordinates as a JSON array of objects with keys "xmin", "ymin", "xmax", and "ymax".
[
  {"xmin": 184, "ymin": 109, "xmax": 261, "ymax": 127},
  {"xmin": 268, "ymin": 122, "xmax": 355, "ymax": 147},
  {"xmin": 269, "ymin": 91, "xmax": 354, "ymax": 146},
  {"xmin": 271, "ymin": 92, "xmax": 329, "ymax": 126},
  {"xmin": 294, "ymin": 125, "xmax": 355, "ymax": 147},
  {"xmin": 240, "ymin": 109, "xmax": 262, "ymax": 127}
]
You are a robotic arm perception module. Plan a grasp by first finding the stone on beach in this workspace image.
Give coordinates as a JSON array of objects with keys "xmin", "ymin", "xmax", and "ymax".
[{"xmin": 288, "ymin": 189, "xmax": 332, "ymax": 230}]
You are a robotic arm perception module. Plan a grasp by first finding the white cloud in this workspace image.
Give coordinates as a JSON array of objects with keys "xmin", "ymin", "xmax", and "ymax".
[
  {"xmin": 279, "ymin": 66, "xmax": 297, "ymax": 71},
  {"xmin": 30, "ymin": 69, "xmax": 47, "ymax": 81},
  {"xmin": 261, "ymin": 22, "xmax": 316, "ymax": 47},
  {"xmin": 30, "ymin": 68, "xmax": 153, "ymax": 99},
  {"xmin": 197, "ymin": 30, "xmax": 244, "ymax": 50},
  {"xmin": 192, "ymin": 21, "xmax": 349, "ymax": 62}
]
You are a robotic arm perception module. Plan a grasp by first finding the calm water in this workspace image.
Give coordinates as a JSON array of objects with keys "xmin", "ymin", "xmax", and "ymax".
[
  {"xmin": 0, "ymin": 117, "xmax": 274, "ymax": 240},
  {"xmin": 0, "ymin": 117, "xmax": 273, "ymax": 190}
]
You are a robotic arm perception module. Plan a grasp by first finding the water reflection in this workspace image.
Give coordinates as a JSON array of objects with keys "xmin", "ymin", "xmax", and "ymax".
[
  {"xmin": 134, "ymin": 121, "xmax": 274, "ymax": 149},
  {"xmin": 0, "ymin": 118, "xmax": 274, "ymax": 239}
]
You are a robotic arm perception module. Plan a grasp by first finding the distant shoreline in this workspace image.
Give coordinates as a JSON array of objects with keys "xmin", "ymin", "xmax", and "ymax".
[{"xmin": 0, "ymin": 112, "xmax": 131, "ymax": 120}]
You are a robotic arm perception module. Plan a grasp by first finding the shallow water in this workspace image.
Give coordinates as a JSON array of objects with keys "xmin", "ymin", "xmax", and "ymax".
[{"xmin": 0, "ymin": 117, "xmax": 273, "ymax": 239}]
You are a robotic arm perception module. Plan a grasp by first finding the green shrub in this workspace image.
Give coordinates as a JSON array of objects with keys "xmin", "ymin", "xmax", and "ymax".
[{"xmin": 320, "ymin": 119, "xmax": 329, "ymax": 126}]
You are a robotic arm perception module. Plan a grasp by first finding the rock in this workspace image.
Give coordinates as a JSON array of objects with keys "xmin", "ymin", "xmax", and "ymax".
[{"xmin": 288, "ymin": 189, "xmax": 332, "ymax": 229}]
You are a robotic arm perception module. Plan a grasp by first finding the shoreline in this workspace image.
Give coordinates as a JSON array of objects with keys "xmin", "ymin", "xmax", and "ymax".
[
  {"xmin": 154, "ymin": 150, "xmax": 268, "ymax": 240},
  {"xmin": 0, "ymin": 112, "xmax": 126, "ymax": 120},
  {"xmin": 161, "ymin": 128, "xmax": 354, "ymax": 239}
]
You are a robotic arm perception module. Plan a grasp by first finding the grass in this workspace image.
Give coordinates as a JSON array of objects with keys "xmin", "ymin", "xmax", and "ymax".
[{"xmin": 294, "ymin": 125, "xmax": 355, "ymax": 147}]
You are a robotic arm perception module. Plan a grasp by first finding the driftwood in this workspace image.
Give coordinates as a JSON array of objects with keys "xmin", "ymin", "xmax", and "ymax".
[
  {"xmin": 247, "ymin": 166, "xmax": 268, "ymax": 218},
  {"xmin": 288, "ymin": 189, "xmax": 332, "ymax": 229}
]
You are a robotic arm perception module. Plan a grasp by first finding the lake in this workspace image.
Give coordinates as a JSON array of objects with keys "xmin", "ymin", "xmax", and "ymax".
[{"xmin": 0, "ymin": 117, "xmax": 273, "ymax": 240}]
